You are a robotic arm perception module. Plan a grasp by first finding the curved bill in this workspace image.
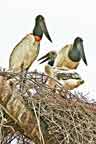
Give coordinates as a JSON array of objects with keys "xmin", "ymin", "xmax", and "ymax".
[
  {"xmin": 40, "ymin": 20, "xmax": 52, "ymax": 42},
  {"xmin": 80, "ymin": 42, "xmax": 88, "ymax": 65},
  {"xmin": 38, "ymin": 53, "xmax": 50, "ymax": 64}
]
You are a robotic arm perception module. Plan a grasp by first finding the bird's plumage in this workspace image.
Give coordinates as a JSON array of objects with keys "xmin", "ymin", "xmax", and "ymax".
[
  {"xmin": 9, "ymin": 15, "xmax": 52, "ymax": 73},
  {"xmin": 54, "ymin": 44, "xmax": 79, "ymax": 69},
  {"xmin": 9, "ymin": 34, "xmax": 40, "ymax": 72},
  {"xmin": 38, "ymin": 51, "xmax": 57, "ymax": 76},
  {"xmin": 38, "ymin": 51, "xmax": 84, "ymax": 90},
  {"xmin": 54, "ymin": 37, "xmax": 87, "ymax": 69},
  {"xmin": 38, "ymin": 37, "xmax": 87, "ymax": 71}
]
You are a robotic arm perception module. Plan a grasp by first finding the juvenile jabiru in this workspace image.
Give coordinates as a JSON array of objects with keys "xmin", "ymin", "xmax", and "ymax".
[{"xmin": 38, "ymin": 51, "xmax": 84, "ymax": 90}]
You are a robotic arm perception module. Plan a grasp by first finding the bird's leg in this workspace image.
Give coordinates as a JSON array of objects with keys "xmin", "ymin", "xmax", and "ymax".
[
  {"xmin": 21, "ymin": 63, "xmax": 28, "ymax": 83},
  {"xmin": 23, "ymin": 68, "xmax": 28, "ymax": 83},
  {"xmin": 19, "ymin": 63, "xmax": 25, "ymax": 92}
]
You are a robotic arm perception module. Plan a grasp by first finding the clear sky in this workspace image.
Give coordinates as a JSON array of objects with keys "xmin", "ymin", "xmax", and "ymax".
[{"xmin": 0, "ymin": 0, "xmax": 96, "ymax": 100}]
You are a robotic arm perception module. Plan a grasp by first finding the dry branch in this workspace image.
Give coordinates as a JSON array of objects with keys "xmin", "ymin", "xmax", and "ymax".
[{"xmin": 0, "ymin": 70, "xmax": 96, "ymax": 144}]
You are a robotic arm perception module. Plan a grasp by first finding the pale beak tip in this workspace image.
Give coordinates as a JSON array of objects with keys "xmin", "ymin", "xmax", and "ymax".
[{"xmin": 80, "ymin": 80, "xmax": 84, "ymax": 84}]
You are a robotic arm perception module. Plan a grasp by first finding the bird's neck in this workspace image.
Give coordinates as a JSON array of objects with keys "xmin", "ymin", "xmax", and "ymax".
[
  {"xmin": 68, "ymin": 44, "xmax": 81, "ymax": 62},
  {"xmin": 48, "ymin": 60, "xmax": 54, "ymax": 66},
  {"xmin": 33, "ymin": 23, "xmax": 43, "ymax": 42}
]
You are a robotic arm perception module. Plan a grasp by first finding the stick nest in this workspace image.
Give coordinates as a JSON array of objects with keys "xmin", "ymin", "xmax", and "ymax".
[{"xmin": 0, "ymin": 69, "xmax": 96, "ymax": 144}]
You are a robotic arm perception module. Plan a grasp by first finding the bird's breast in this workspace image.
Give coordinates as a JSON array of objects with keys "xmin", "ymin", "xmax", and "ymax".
[
  {"xmin": 55, "ymin": 45, "xmax": 79, "ymax": 69},
  {"xmin": 9, "ymin": 33, "xmax": 40, "ymax": 72},
  {"xmin": 45, "ymin": 65, "xmax": 54, "ymax": 77}
]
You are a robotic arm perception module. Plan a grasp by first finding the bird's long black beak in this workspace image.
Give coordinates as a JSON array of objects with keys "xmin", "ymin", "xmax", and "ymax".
[
  {"xmin": 40, "ymin": 19, "xmax": 52, "ymax": 42},
  {"xmin": 38, "ymin": 53, "xmax": 50, "ymax": 64},
  {"xmin": 80, "ymin": 42, "xmax": 88, "ymax": 65}
]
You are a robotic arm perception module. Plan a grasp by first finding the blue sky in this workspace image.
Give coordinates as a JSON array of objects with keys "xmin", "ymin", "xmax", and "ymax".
[{"xmin": 0, "ymin": 0, "xmax": 96, "ymax": 100}]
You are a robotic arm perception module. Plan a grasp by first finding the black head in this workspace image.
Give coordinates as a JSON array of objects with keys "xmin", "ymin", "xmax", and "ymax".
[
  {"xmin": 38, "ymin": 51, "xmax": 57, "ymax": 66},
  {"xmin": 74, "ymin": 37, "xmax": 83, "ymax": 44},
  {"xmin": 73, "ymin": 37, "xmax": 87, "ymax": 65},
  {"xmin": 33, "ymin": 15, "xmax": 52, "ymax": 42},
  {"xmin": 35, "ymin": 15, "xmax": 44, "ymax": 23}
]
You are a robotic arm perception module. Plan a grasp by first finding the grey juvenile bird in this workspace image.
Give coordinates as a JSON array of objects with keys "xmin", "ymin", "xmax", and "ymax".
[
  {"xmin": 39, "ymin": 37, "xmax": 87, "ymax": 70},
  {"xmin": 38, "ymin": 50, "xmax": 84, "ymax": 90}
]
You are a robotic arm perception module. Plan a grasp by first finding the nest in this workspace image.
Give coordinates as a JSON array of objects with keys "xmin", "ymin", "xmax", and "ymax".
[{"xmin": 0, "ymin": 69, "xmax": 96, "ymax": 144}]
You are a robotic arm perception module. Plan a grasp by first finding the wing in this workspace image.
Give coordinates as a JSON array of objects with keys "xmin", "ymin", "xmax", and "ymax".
[
  {"xmin": 54, "ymin": 45, "xmax": 72, "ymax": 67},
  {"xmin": 9, "ymin": 34, "xmax": 37, "ymax": 72}
]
